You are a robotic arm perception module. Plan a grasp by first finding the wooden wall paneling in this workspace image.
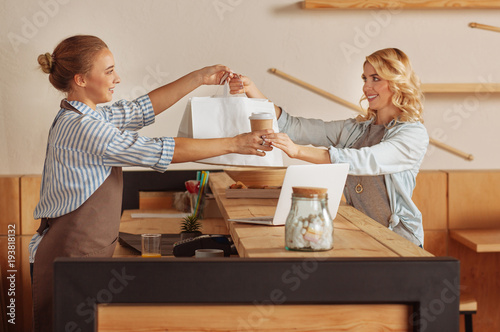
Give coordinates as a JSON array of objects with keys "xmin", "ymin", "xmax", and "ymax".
[
  {"xmin": 0, "ymin": 237, "xmax": 12, "ymax": 331},
  {"xmin": 448, "ymin": 170, "xmax": 500, "ymax": 229},
  {"xmin": 424, "ymin": 230, "xmax": 448, "ymax": 257},
  {"xmin": 20, "ymin": 175, "xmax": 41, "ymax": 235},
  {"xmin": 0, "ymin": 263, "xmax": 7, "ymax": 331},
  {"xmin": 413, "ymin": 171, "xmax": 448, "ymax": 255},
  {"xmin": 0, "ymin": 235, "xmax": 32, "ymax": 332},
  {"xmin": 413, "ymin": 171, "xmax": 448, "ymax": 230},
  {"xmin": 0, "ymin": 176, "xmax": 20, "ymax": 235},
  {"xmin": 449, "ymin": 238, "xmax": 500, "ymax": 332}
]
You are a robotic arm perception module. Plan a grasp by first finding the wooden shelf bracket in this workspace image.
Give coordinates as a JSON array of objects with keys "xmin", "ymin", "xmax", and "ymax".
[{"xmin": 469, "ymin": 22, "xmax": 500, "ymax": 33}]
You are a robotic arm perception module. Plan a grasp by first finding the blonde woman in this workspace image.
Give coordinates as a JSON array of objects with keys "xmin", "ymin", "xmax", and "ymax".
[{"xmin": 230, "ymin": 48, "xmax": 428, "ymax": 247}]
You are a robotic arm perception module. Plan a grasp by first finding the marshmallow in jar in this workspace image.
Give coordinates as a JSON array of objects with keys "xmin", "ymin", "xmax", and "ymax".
[{"xmin": 285, "ymin": 186, "xmax": 334, "ymax": 251}]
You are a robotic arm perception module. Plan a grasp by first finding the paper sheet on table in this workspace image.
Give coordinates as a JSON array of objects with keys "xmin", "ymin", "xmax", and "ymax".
[{"xmin": 131, "ymin": 212, "xmax": 191, "ymax": 219}]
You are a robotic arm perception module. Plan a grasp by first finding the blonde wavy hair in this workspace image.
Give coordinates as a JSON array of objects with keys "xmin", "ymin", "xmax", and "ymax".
[{"xmin": 358, "ymin": 48, "xmax": 424, "ymax": 123}]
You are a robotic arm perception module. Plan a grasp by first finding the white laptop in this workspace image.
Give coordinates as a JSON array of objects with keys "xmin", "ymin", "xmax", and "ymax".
[{"xmin": 228, "ymin": 164, "xmax": 349, "ymax": 226}]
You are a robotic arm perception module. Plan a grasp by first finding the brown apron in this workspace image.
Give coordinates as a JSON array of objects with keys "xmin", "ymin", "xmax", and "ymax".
[{"xmin": 32, "ymin": 101, "xmax": 123, "ymax": 332}]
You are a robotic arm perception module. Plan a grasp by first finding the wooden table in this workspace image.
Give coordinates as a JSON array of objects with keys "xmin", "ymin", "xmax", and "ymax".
[
  {"xmin": 450, "ymin": 229, "xmax": 500, "ymax": 253},
  {"xmin": 209, "ymin": 172, "xmax": 432, "ymax": 259}
]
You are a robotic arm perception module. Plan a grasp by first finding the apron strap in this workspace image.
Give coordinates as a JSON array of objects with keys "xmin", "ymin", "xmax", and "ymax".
[
  {"xmin": 36, "ymin": 218, "xmax": 49, "ymax": 235},
  {"xmin": 36, "ymin": 100, "xmax": 83, "ymax": 234},
  {"xmin": 60, "ymin": 99, "xmax": 83, "ymax": 114}
]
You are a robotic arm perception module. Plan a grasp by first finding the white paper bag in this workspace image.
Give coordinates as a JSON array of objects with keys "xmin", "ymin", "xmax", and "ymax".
[{"xmin": 177, "ymin": 86, "xmax": 283, "ymax": 166}]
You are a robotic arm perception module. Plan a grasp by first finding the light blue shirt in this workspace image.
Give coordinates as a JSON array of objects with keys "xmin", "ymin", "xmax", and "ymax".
[
  {"xmin": 30, "ymin": 95, "xmax": 175, "ymax": 262},
  {"xmin": 278, "ymin": 110, "xmax": 429, "ymax": 246}
]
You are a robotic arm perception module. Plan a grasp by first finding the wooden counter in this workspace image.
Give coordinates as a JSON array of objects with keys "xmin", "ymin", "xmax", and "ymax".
[
  {"xmin": 209, "ymin": 172, "xmax": 432, "ymax": 259},
  {"xmin": 114, "ymin": 172, "xmax": 433, "ymax": 259},
  {"xmin": 54, "ymin": 172, "xmax": 459, "ymax": 332}
]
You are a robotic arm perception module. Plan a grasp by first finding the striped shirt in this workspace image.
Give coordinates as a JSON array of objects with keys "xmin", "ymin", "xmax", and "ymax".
[{"xmin": 29, "ymin": 95, "xmax": 175, "ymax": 262}]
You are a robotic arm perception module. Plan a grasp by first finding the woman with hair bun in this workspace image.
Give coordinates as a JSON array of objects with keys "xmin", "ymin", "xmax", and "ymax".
[
  {"xmin": 230, "ymin": 48, "xmax": 428, "ymax": 248},
  {"xmin": 30, "ymin": 35, "xmax": 272, "ymax": 331}
]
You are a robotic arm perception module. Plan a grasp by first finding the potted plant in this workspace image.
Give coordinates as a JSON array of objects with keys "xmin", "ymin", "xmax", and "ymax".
[{"xmin": 180, "ymin": 214, "xmax": 202, "ymax": 240}]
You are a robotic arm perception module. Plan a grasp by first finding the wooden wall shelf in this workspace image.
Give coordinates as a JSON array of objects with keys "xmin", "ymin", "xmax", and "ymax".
[
  {"xmin": 303, "ymin": 0, "xmax": 500, "ymax": 9},
  {"xmin": 421, "ymin": 83, "xmax": 500, "ymax": 94}
]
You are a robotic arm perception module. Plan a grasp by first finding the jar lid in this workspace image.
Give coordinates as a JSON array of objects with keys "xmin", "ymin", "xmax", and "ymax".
[{"xmin": 292, "ymin": 186, "xmax": 328, "ymax": 197}]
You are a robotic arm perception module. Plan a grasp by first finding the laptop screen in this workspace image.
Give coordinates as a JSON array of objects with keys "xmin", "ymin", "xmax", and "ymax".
[{"xmin": 230, "ymin": 163, "xmax": 349, "ymax": 226}]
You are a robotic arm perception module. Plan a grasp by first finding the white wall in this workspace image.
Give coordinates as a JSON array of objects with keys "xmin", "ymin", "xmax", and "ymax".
[{"xmin": 1, "ymin": 0, "xmax": 499, "ymax": 175}]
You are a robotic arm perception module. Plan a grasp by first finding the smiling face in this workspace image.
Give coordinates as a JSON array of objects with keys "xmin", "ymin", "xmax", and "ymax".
[
  {"xmin": 72, "ymin": 48, "xmax": 121, "ymax": 109},
  {"xmin": 362, "ymin": 62, "xmax": 393, "ymax": 111},
  {"xmin": 360, "ymin": 48, "xmax": 424, "ymax": 124},
  {"xmin": 84, "ymin": 48, "xmax": 120, "ymax": 106}
]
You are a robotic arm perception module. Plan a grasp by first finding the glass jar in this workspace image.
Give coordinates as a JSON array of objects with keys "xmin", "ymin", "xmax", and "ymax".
[{"xmin": 285, "ymin": 187, "xmax": 334, "ymax": 251}]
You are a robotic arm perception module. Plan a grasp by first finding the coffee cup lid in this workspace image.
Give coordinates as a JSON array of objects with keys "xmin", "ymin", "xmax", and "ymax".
[{"xmin": 249, "ymin": 112, "xmax": 273, "ymax": 120}]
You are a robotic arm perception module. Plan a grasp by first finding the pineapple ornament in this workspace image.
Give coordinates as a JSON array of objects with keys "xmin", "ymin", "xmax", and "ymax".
[{"xmin": 180, "ymin": 214, "xmax": 202, "ymax": 240}]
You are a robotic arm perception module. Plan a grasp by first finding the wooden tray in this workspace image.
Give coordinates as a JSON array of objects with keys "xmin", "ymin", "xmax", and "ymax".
[{"xmin": 225, "ymin": 188, "xmax": 281, "ymax": 199}]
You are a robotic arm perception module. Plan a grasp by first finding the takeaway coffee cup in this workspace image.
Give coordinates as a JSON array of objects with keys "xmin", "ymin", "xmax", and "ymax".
[{"xmin": 249, "ymin": 112, "xmax": 274, "ymax": 131}]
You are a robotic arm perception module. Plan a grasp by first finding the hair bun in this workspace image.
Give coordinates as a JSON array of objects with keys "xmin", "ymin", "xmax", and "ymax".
[{"xmin": 38, "ymin": 52, "xmax": 54, "ymax": 74}]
